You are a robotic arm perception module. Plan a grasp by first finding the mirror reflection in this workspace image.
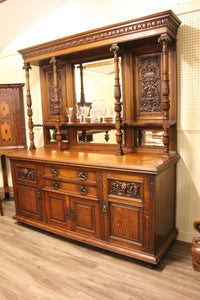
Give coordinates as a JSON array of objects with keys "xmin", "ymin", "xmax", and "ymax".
[
  {"xmin": 49, "ymin": 129, "xmax": 68, "ymax": 143},
  {"xmin": 74, "ymin": 57, "xmax": 122, "ymax": 122},
  {"xmin": 77, "ymin": 129, "xmax": 124, "ymax": 144},
  {"xmin": 137, "ymin": 130, "xmax": 163, "ymax": 146}
]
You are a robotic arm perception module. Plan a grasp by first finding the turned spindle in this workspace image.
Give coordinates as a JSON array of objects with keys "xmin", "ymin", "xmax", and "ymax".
[
  {"xmin": 110, "ymin": 43, "xmax": 124, "ymax": 155},
  {"xmin": 158, "ymin": 34, "xmax": 171, "ymax": 155},
  {"xmin": 23, "ymin": 63, "xmax": 36, "ymax": 150}
]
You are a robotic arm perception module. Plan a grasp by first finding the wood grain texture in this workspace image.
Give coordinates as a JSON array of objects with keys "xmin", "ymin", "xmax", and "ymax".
[{"xmin": 0, "ymin": 200, "xmax": 199, "ymax": 300}]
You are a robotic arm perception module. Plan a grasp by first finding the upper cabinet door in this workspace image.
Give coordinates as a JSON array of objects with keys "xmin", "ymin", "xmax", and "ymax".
[{"xmin": 40, "ymin": 62, "xmax": 67, "ymax": 125}]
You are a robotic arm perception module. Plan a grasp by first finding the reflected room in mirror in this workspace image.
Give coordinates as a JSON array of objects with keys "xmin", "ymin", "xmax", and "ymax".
[
  {"xmin": 74, "ymin": 57, "xmax": 122, "ymax": 123},
  {"xmin": 137, "ymin": 130, "xmax": 164, "ymax": 146}
]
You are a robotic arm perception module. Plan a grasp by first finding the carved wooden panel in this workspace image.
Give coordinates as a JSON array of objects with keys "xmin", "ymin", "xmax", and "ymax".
[
  {"xmin": 109, "ymin": 179, "xmax": 141, "ymax": 199},
  {"xmin": 138, "ymin": 54, "xmax": 161, "ymax": 113},
  {"xmin": 17, "ymin": 167, "xmax": 36, "ymax": 181},
  {"xmin": 47, "ymin": 70, "xmax": 63, "ymax": 116}
]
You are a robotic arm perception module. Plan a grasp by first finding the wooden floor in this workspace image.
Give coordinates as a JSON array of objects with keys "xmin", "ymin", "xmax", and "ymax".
[{"xmin": 0, "ymin": 200, "xmax": 199, "ymax": 300}]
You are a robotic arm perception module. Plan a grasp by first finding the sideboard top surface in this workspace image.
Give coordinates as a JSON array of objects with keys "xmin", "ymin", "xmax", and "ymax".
[{"xmin": 8, "ymin": 149, "xmax": 179, "ymax": 174}]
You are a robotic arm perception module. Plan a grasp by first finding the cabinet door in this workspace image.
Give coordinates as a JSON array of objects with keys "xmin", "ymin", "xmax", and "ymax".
[
  {"xmin": 45, "ymin": 191, "xmax": 70, "ymax": 230},
  {"xmin": 70, "ymin": 196, "xmax": 100, "ymax": 239},
  {"xmin": 17, "ymin": 184, "xmax": 42, "ymax": 221},
  {"xmin": 103, "ymin": 174, "xmax": 149, "ymax": 251},
  {"xmin": 14, "ymin": 163, "xmax": 42, "ymax": 221}
]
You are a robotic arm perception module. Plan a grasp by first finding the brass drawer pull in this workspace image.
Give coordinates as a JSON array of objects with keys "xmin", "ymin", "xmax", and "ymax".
[
  {"xmin": 51, "ymin": 181, "xmax": 61, "ymax": 190},
  {"xmin": 103, "ymin": 199, "xmax": 107, "ymax": 213},
  {"xmin": 50, "ymin": 168, "xmax": 59, "ymax": 177},
  {"xmin": 77, "ymin": 185, "xmax": 89, "ymax": 195},
  {"xmin": 77, "ymin": 171, "xmax": 88, "ymax": 181}
]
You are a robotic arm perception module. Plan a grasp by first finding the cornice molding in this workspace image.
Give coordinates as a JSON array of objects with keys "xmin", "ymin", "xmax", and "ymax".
[{"xmin": 19, "ymin": 10, "xmax": 181, "ymax": 64}]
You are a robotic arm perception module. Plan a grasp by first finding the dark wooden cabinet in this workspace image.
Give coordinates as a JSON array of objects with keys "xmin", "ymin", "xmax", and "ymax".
[
  {"xmin": 8, "ymin": 10, "xmax": 181, "ymax": 265},
  {"xmin": 0, "ymin": 84, "xmax": 26, "ymax": 198},
  {"xmin": 0, "ymin": 84, "xmax": 26, "ymax": 148}
]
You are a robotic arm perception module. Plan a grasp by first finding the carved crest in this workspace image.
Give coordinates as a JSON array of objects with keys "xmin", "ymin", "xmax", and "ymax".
[
  {"xmin": 138, "ymin": 54, "xmax": 161, "ymax": 112},
  {"xmin": 109, "ymin": 180, "xmax": 141, "ymax": 199},
  {"xmin": 17, "ymin": 167, "xmax": 36, "ymax": 181}
]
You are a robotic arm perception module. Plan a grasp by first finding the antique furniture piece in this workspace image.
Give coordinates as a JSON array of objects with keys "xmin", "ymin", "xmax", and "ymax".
[
  {"xmin": 192, "ymin": 217, "xmax": 200, "ymax": 271},
  {"xmin": 0, "ymin": 84, "xmax": 26, "ymax": 199},
  {"xmin": 8, "ymin": 10, "xmax": 181, "ymax": 265}
]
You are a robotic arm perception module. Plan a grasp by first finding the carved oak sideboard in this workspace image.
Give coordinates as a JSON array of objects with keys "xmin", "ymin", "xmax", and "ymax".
[
  {"xmin": 8, "ymin": 10, "xmax": 181, "ymax": 264},
  {"xmin": 9, "ymin": 149, "xmax": 178, "ymax": 264}
]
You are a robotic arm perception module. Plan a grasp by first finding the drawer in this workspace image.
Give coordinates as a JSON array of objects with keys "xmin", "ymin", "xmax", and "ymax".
[
  {"xmin": 14, "ymin": 162, "xmax": 38, "ymax": 187},
  {"xmin": 44, "ymin": 165, "xmax": 97, "ymax": 182},
  {"xmin": 43, "ymin": 178, "xmax": 98, "ymax": 198},
  {"xmin": 105, "ymin": 172, "xmax": 145, "ymax": 203}
]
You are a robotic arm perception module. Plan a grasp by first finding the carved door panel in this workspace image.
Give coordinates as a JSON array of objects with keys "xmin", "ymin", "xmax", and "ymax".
[
  {"xmin": 40, "ymin": 63, "xmax": 67, "ymax": 125},
  {"xmin": 70, "ymin": 196, "xmax": 100, "ymax": 238},
  {"xmin": 103, "ymin": 174, "xmax": 150, "ymax": 251},
  {"xmin": 14, "ymin": 163, "xmax": 42, "ymax": 221},
  {"xmin": 45, "ymin": 191, "xmax": 70, "ymax": 229},
  {"xmin": 135, "ymin": 52, "xmax": 163, "ymax": 121}
]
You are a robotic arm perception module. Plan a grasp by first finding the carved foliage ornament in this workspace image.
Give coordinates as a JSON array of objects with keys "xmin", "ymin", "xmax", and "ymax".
[
  {"xmin": 138, "ymin": 54, "xmax": 161, "ymax": 112},
  {"xmin": 17, "ymin": 167, "xmax": 36, "ymax": 181},
  {"xmin": 47, "ymin": 71, "xmax": 63, "ymax": 115},
  {"xmin": 22, "ymin": 14, "xmax": 179, "ymax": 60},
  {"xmin": 109, "ymin": 180, "xmax": 141, "ymax": 199}
]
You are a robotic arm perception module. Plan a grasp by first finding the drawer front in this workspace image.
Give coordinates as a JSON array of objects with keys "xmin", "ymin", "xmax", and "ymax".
[
  {"xmin": 105, "ymin": 172, "xmax": 145, "ymax": 204},
  {"xmin": 44, "ymin": 178, "xmax": 98, "ymax": 198},
  {"xmin": 14, "ymin": 161, "xmax": 38, "ymax": 187},
  {"xmin": 44, "ymin": 165, "xmax": 97, "ymax": 182}
]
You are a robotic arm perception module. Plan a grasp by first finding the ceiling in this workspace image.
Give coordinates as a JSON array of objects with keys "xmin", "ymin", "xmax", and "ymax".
[{"xmin": 0, "ymin": 0, "xmax": 68, "ymax": 52}]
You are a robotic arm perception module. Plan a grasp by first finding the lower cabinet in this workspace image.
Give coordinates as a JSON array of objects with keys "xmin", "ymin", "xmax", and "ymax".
[
  {"xmin": 10, "ymin": 156, "xmax": 178, "ymax": 265},
  {"xmin": 12, "ymin": 162, "xmax": 43, "ymax": 221},
  {"xmin": 45, "ymin": 191, "xmax": 100, "ymax": 238}
]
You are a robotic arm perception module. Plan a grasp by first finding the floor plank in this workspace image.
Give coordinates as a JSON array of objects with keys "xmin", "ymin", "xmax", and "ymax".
[{"xmin": 0, "ymin": 200, "xmax": 199, "ymax": 300}]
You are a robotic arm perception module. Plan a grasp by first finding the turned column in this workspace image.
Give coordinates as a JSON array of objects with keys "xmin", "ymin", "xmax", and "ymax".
[
  {"xmin": 158, "ymin": 34, "xmax": 171, "ymax": 155},
  {"xmin": 50, "ymin": 57, "xmax": 62, "ymax": 151},
  {"xmin": 78, "ymin": 63, "xmax": 86, "ymax": 106},
  {"xmin": 110, "ymin": 43, "xmax": 124, "ymax": 155},
  {"xmin": 23, "ymin": 63, "xmax": 36, "ymax": 150}
]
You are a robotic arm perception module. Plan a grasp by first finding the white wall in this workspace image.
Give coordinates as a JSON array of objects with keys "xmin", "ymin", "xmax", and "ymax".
[{"xmin": 0, "ymin": 0, "xmax": 200, "ymax": 243}]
